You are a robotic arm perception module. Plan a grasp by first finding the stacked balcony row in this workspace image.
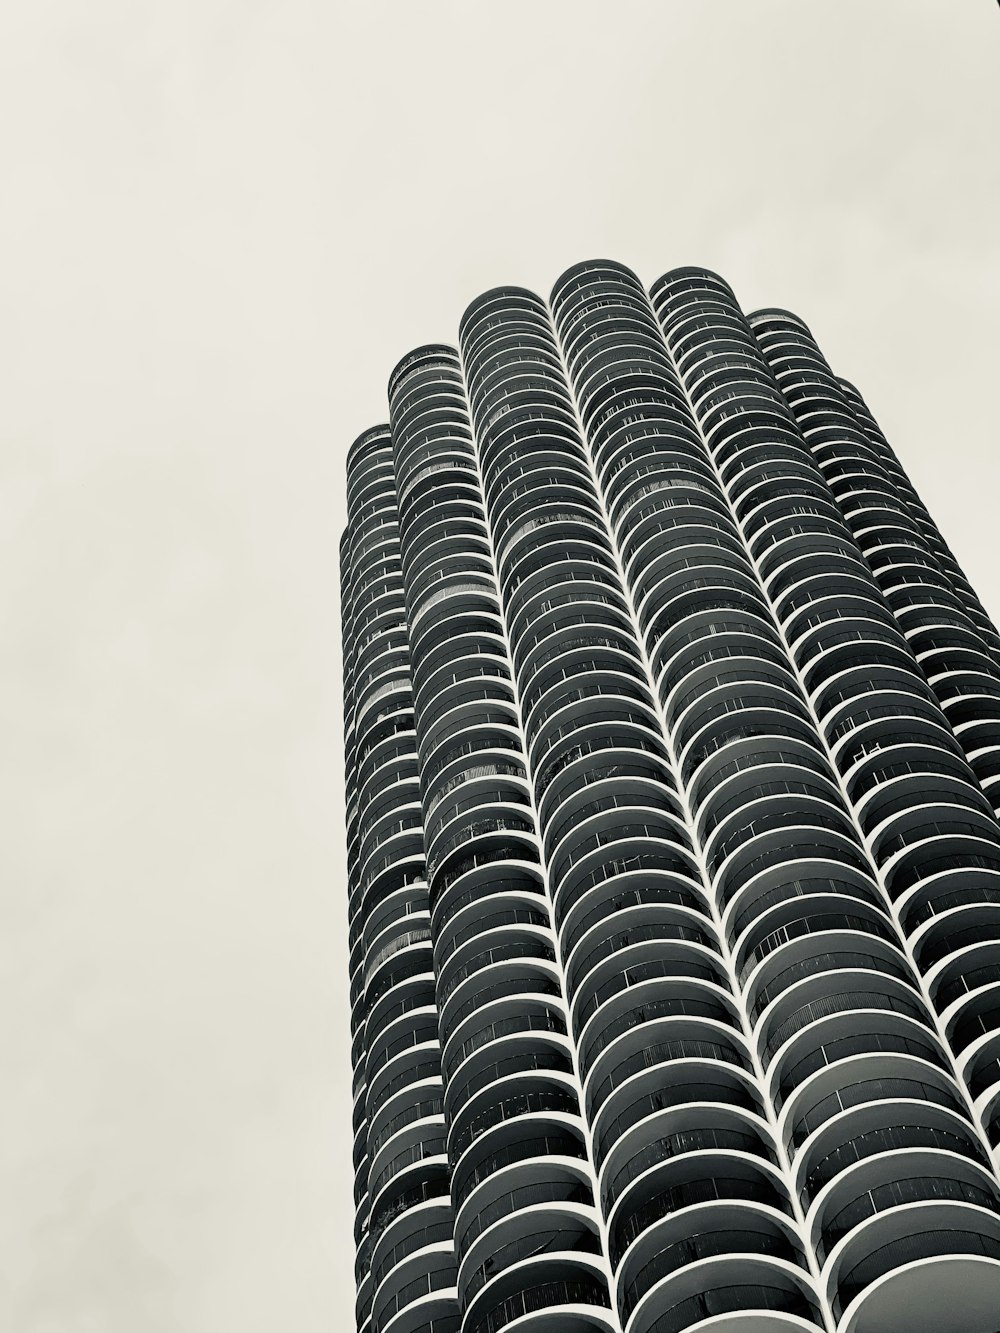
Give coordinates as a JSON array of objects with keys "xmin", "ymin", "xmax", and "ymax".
[
  {"xmin": 462, "ymin": 281, "xmax": 825, "ymax": 1333},
  {"xmin": 652, "ymin": 267, "xmax": 1000, "ymax": 1330},
  {"xmin": 342, "ymin": 429, "xmax": 460, "ymax": 1333},
  {"xmin": 388, "ymin": 346, "xmax": 616, "ymax": 1333}
]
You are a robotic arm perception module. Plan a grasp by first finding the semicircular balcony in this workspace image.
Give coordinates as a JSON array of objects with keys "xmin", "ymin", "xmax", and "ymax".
[
  {"xmin": 623, "ymin": 1252, "xmax": 823, "ymax": 1333},
  {"xmin": 426, "ymin": 816, "xmax": 540, "ymax": 917},
  {"xmin": 458, "ymin": 1199, "xmax": 605, "ymax": 1319},
  {"xmin": 591, "ymin": 1052, "xmax": 768, "ymax": 1179},
  {"xmin": 360, "ymin": 914, "xmax": 433, "ymax": 1008},
  {"xmin": 546, "ymin": 791, "xmax": 692, "ymax": 890},
  {"xmin": 437, "ymin": 955, "xmax": 564, "ymax": 1058},
  {"xmin": 420, "ymin": 723, "xmax": 524, "ymax": 799},
  {"xmin": 755, "ymin": 968, "xmax": 930, "ymax": 1081},
  {"xmin": 367, "ymin": 1078, "xmax": 444, "ymax": 1169},
  {"xmin": 695, "ymin": 757, "xmax": 842, "ymax": 855},
  {"xmin": 448, "ymin": 1047, "xmax": 579, "ymax": 1149},
  {"xmin": 525, "ymin": 677, "xmax": 658, "ymax": 762},
  {"xmin": 462, "ymin": 323, "xmax": 559, "ymax": 389},
  {"xmin": 855, "ymin": 762, "xmax": 992, "ymax": 839},
  {"xmin": 448, "ymin": 1078, "xmax": 586, "ymax": 1214},
  {"xmin": 704, "ymin": 787, "xmax": 852, "ymax": 882},
  {"xmin": 712, "ymin": 823, "xmax": 874, "ymax": 920},
  {"xmin": 621, "ymin": 500, "xmax": 739, "ymax": 584},
  {"xmin": 942, "ymin": 976, "xmax": 1000, "ymax": 1071},
  {"xmin": 676, "ymin": 672, "xmax": 811, "ymax": 763},
  {"xmin": 825, "ymin": 1194, "xmax": 1000, "ymax": 1332},
  {"xmin": 361, "ymin": 877, "xmax": 428, "ymax": 957},
  {"xmin": 500, "ymin": 531, "xmax": 620, "ymax": 608},
  {"xmin": 417, "ymin": 698, "xmax": 520, "ymax": 784},
  {"xmin": 433, "ymin": 884, "xmax": 551, "ymax": 980},
  {"xmin": 794, "ymin": 1096, "xmax": 989, "ymax": 1215},
  {"xmin": 597, "ymin": 1097, "xmax": 778, "ymax": 1219},
  {"xmin": 678, "ymin": 701, "xmax": 825, "ymax": 796},
  {"xmin": 504, "ymin": 554, "xmax": 625, "ymax": 634},
  {"xmin": 368, "ymin": 1120, "xmax": 449, "ymax": 1227},
  {"xmin": 367, "ymin": 1155, "xmax": 453, "ymax": 1270},
  {"xmin": 460, "ymin": 1253, "xmax": 615, "ymax": 1333},
  {"xmin": 751, "ymin": 512, "xmax": 857, "ymax": 577},
  {"xmin": 365, "ymin": 1001, "xmax": 439, "ymax": 1094},
  {"xmin": 425, "ymin": 786, "xmax": 533, "ymax": 880},
  {"xmin": 616, "ymin": 1201, "xmax": 810, "ymax": 1328},
  {"xmin": 640, "ymin": 566, "xmax": 767, "ymax": 655},
  {"xmin": 549, "ymin": 821, "xmax": 702, "ymax": 948},
  {"xmin": 567, "ymin": 908, "xmax": 725, "ymax": 1031},
  {"xmin": 769, "ymin": 1002, "xmax": 951, "ymax": 1117},
  {"xmin": 372, "ymin": 1262, "xmax": 459, "ymax": 1333},
  {"xmin": 608, "ymin": 1140, "xmax": 795, "ymax": 1267},
  {"xmin": 577, "ymin": 974, "xmax": 743, "ymax": 1091},
  {"xmin": 365, "ymin": 1031, "xmax": 443, "ymax": 1131},
  {"xmin": 413, "ymin": 631, "xmax": 511, "ymax": 713},
  {"xmin": 643, "ymin": 597, "xmax": 778, "ymax": 693},
  {"xmin": 454, "ymin": 1153, "xmax": 595, "ymax": 1265},
  {"xmin": 741, "ymin": 921, "xmax": 915, "ymax": 1030},
  {"xmin": 489, "ymin": 467, "xmax": 600, "ymax": 544},
  {"xmin": 780, "ymin": 1046, "xmax": 972, "ymax": 1167},
  {"xmin": 441, "ymin": 992, "xmax": 567, "ymax": 1089},
  {"xmin": 450, "ymin": 1110, "xmax": 590, "ymax": 1223},
  {"xmin": 881, "ymin": 822, "xmax": 1000, "ymax": 907},
  {"xmin": 732, "ymin": 880, "xmax": 894, "ymax": 980},
  {"xmin": 370, "ymin": 1195, "xmax": 456, "ymax": 1317},
  {"xmin": 520, "ymin": 654, "xmax": 652, "ymax": 744},
  {"xmin": 586, "ymin": 1014, "xmax": 756, "ymax": 1137},
  {"xmin": 435, "ymin": 919, "xmax": 555, "ymax": 1019},
  {"xmin": 714, "ymin": 847, "xmax": 874, "ymax": 943},
  {"xmin": 632, "ymin": 542, "xmax": 755, "ymax": 630}
]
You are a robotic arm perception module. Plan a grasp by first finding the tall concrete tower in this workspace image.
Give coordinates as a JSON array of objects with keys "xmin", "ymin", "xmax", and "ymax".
[{"xmin": 340, "ymin": 262, "xmax": 1000, "ymax": 1333}]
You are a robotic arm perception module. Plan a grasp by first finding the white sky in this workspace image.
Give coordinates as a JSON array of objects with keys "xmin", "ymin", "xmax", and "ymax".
[{"xmin": 2, "ymin": 2, "xmax": 998, "ymax": 1330}]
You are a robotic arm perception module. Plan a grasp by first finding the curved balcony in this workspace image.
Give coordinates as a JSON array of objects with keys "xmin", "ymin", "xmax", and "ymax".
[
  {"xmin": 609, "ymin": 1149, "xmax": 795, "ymax": 1268},
  {"xmin": 462, "ymin": 1257, "xmax": 615, "ymax": 1333},
  {"xmin": 794, "ymin": 1098, "xmax": 988, "ymax": 1213},
  {"xmin": 457, "ymin": 1200, "xmax": 603, "ymax": 1311},
  {"xmin": 779, "ymin": 1048, "xmax": 970, "ymax": 1161},
  {"xmin": 828, "ymin": 1202, "xmax": 1000, "ymax": 1331},
  {"xmin": 558, "ymin": 870, "xmax": 712, "ymax": 969},
  {"xmin": 434, "ymin": 888, "xmax": 550, "ymax": 979},
  {"xmin": 436, "ymin": 957, "xmax": 563, "ymax": 1054},
  {"xmin": 769, "ymin": 1006, "xmax": 950, "ymax": 1115},
  {"xmin": 366, "ymin": 1039, "xmax": 443, "ymax": 1128},
  {"xmin": 591, "ymin": 1056, "xmax": 767, "ymax": 1173},
  {"xmin": 598, "ymin": 1098, "xmax": 778, "ymax": 1215},
  {"xmin": 441, "ymin": 994, "xmax": 567, "ymax": 1089},
  {"xmin": 713, "ymin": 824, "xmax": 875, "ymax": 919},
  {"xmin": 435, "ymin": 920, "xmax": 555, "ymax": 1016},
  {"xmin": 371, "ymin": 1196, "xmax": 454, "ymax": 1299},
  {"xmin": 578, "ymin": 980, "xmax": 742, "ymax": 1086},
  {"xmin": 448, "ymin": 1067, "xmax": 581, "ymax": 1165},
  {"xmin": 616, "ymin": 1203, "xmax": 808, "ymax": 1326},
  {"xmin": 444, "ymin": 1031, "xmax": 574, "ymax": 1124},
  {"xmin": 624, "ymin": 1253, "xmax": 823, "ymax": 1333},
  {"xmin": 568, "ymin": 917, "xmax": 725, "ymax": 1031},
  {"xmin": 744, "ymin": 929, "xmax": 915, "ymax": 1031},
  {"xmin": 734, "ymin": 886, "xmax": 896, "ymax": 983},
  {"xmin": 450, "ymin": 1117, "xmax": 589, "ymax": 1219},
  {"xmin": 679, "ymin": 708, "xmax": 826, "ymax": 796}
]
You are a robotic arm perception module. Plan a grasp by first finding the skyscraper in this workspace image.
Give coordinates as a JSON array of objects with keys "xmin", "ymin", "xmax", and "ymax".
[{"xmin": 339, "ymin": 262, "xmax": 1000, "ymax": 1333}]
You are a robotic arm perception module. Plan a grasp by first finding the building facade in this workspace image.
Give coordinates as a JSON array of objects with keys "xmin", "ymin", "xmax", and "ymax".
[{"xmin": 339, "ymin": 262, "xmax": 1000, "ymax": 1333}]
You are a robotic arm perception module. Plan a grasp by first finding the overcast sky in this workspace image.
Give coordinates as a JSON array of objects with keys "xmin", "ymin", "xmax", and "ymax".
[{"xmin": 3, "ymin": 2, "xmax": 999, "ymax": 1330}]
